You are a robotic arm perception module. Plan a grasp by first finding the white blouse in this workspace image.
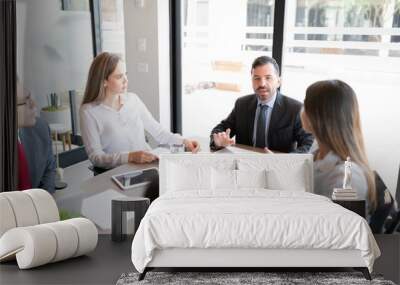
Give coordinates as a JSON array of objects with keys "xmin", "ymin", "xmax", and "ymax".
[{"xmin": 80, "ymin": 93, "xmax": 183, "ymax": 168}]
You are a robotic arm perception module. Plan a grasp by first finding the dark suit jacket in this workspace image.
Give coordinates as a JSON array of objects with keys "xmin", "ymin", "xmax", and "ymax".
[
  {"xmin": 19, "ymin": 117, "xmax": 56, "ymax": 193},
  {"xmin": 210, "ymin": 92, "xmax": 314, "ymax": 153}
]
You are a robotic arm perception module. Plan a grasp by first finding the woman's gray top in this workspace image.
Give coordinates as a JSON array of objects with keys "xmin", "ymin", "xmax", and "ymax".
[{"xmin": 313, "ymin": 150, "xmax": 368, "ymax": 207}]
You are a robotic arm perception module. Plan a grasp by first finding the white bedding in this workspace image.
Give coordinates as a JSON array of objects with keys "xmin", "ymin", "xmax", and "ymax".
[{"xmin": 131, "ymin": 190, "xmax": 380, "ymax": 273}]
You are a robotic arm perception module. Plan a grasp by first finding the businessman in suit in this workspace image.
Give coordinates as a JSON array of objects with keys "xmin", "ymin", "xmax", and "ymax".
[{"xmin": 210, "ymin": 56, "xmax": 313, "ymax": 153}]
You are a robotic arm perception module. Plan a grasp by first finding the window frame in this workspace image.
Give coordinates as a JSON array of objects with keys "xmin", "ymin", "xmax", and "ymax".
[
  {"xmin": 59, "ymin": 0, "xmax": 102, "ymax": 167},
  {"xmin": 170, "ymin": 0, "xmax": 286, "ymax": 134}
]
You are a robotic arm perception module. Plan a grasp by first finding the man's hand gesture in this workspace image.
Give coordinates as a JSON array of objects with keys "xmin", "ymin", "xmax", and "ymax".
[{"xmin": 213, "ymin": 128, "xmax": 235, "ymax": 148}]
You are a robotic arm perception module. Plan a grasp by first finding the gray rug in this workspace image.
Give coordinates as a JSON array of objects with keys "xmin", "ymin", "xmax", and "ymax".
[{"xmin": 116, "ymin": 271, "xmax": 395, "ymax": 285}]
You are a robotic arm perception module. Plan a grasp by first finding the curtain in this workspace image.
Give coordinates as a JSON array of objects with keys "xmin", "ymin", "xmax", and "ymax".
[{"xmin": 0, "ymin": 0, "xmax": 17, "ymax": 192}]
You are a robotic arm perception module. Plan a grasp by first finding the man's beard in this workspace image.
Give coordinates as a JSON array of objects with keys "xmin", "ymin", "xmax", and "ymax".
[{"xmin": 256, "ymin": 87, "xmax": 276, "ymax": 102}]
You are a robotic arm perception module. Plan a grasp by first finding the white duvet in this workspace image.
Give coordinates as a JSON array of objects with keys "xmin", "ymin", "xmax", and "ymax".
[{"xmin": 131, "ymin": 190, "xmax": 380, "ymax": 273}]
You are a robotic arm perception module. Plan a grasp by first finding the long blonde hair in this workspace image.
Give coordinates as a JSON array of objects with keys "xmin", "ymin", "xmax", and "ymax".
[
  {"xmin": 82, "ymin": 52, "xmax": 121, "ymax": 105},
  {"xmin": 304, "ymin": 80, "xmax": 376, "ymax": 211}
]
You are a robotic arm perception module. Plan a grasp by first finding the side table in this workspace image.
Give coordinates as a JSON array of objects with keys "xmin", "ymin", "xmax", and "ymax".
[
  {"xmin": 111, "ymin": 197, "xmax": 150, "ymax": 242},
  {"xmin": 333, "ymin": 199, "xmax": 366, "ymax": 218}
]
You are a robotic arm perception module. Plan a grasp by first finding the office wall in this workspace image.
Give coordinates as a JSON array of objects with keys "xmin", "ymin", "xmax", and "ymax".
[
  {"xmin": 124, "ymin": 0, "xmax": 171, "ymax": 130},
  {"xmin": 16, "ymin": 0, "xmax": 93, "ymax": 110}
]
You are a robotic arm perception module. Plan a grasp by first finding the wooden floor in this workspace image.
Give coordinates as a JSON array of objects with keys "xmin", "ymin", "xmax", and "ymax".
[{"xmin": 0, "ymin": 235, "xmax": 133, "ymax": 285}]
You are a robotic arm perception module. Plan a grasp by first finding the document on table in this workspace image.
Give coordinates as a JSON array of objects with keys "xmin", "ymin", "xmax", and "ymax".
[{"xmin": 216, "ymin": 146, "xmax": 262, "ymax": 154}]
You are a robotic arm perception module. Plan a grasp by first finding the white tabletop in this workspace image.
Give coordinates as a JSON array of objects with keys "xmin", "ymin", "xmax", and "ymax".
[{"xmin": 49, "ymin": 123, "xmax": 69, "ymax": 134}]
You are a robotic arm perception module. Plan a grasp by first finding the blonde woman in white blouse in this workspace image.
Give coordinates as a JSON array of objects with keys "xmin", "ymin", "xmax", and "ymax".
[{"xmin": 80, "ymin": 52, "xmax": 199, "ymax": 169}]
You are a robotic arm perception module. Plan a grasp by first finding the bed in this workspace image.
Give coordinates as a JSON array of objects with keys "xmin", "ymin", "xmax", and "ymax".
[{"xmin": 131, "ymin": 154, "xmax": 380, "ymax": 280}]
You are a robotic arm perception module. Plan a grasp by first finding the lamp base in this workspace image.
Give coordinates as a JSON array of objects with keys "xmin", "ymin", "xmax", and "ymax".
[{"xmin": 55, "ymin": 167, "xmax": 68, "ymax": 190}]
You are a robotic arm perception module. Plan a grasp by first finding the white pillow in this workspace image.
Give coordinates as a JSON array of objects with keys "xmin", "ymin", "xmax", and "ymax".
[
  {"xmin": 236, "ymin": 169, "xmax": 267, "ymax": 189},
  {"xmin": 212, "ymin": 168, "xmax": 237, "ymax": 190},
  {"xmin": 266, "ymin": 163, "xmax": 307, "ymax": 191},
  {"xmin": 167, "ymin": 163, "xmax": 212, "ymax": 191}
]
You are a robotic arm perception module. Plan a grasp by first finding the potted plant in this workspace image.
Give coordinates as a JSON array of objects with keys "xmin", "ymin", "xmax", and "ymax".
[{"xmin": 40, "ymin": 93, "xmax": 72, "ymax": 130}]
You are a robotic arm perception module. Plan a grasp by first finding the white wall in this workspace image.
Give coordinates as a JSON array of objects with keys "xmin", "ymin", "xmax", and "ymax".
[
  {"xmin": 16, "ymin": 0, "xmax": 93, "ymax": 109},
  {"xmin": 124, "ymin": 0, "xmax": 171, "ymax": 130}
]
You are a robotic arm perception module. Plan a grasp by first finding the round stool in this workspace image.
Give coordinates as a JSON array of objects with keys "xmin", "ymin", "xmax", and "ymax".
[{"xmin": 49, "ymin": 123, "xmax": 72, "ymax": 151}]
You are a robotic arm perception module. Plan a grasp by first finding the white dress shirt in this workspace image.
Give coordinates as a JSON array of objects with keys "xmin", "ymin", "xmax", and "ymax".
[{"xmin": 80, "ymin": 92, "xmax": 183, "ymax": 168}]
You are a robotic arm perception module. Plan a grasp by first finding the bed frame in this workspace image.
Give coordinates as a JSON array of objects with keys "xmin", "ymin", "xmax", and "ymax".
[
  {"xmin": 139, "ymin": 248, "xmax": 371, "ymax": 280},
  {"xmin": 137, "ymin": 154, "xmax": 372, "ymax": 281}
]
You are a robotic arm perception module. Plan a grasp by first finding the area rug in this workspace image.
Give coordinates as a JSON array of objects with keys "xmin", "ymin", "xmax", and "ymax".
[{"xmin": 116, "ymin": 271, "xmax": 395, "ymax": 285}]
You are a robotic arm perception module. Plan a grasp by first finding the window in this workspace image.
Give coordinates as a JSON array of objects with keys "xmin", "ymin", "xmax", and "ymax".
[
  {"xmin": 176, "ymin": 0, "xmax": 400, "ymax": 190},
  {"xmin": 181, "ymin": 0, "xmax": 275, "ymax": 137},
  {"xmin": 281, "ymin": 0, "xmax": 400, "ymax": 188},
  {"xmin": 100, "ymin": 0, "xmax": 126, "ymax": 59}
]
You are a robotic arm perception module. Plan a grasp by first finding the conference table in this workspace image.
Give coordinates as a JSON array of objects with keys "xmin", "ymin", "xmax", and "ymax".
[
  {"xmin": 80, "ymin": 139, "xmax": 266, "ymax": 194},
  {"xmin": 78, "ymin": 139, "xmax": 266, "ymax": 231}
]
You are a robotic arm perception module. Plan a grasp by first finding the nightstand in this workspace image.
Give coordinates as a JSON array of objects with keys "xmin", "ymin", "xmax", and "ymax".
[
  {"xmin": 332, "ymin": 199, "xmax": 366, "ymax": 218},
  {"xmin": 111, "ymin": 197, "xmax": 150, "ymax": 242}
]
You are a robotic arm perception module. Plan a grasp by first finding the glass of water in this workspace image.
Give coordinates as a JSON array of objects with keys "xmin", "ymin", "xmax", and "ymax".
[{"xmin": 170, "ymin": 143, "xmax": 185, "ymax": 153}]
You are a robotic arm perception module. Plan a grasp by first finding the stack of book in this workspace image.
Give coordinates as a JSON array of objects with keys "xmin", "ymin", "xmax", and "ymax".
[{"xmin": 331, "ymin": 188, "xmax": 357, "ymax": 200}]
